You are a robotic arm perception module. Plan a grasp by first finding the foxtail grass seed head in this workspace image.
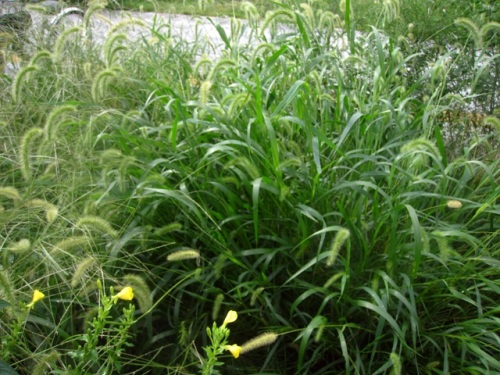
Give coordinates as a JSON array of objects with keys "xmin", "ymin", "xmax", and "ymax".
[
  {"xmin": 323, "ymin": 272, "xmax": 346, "ymax": 289},
  {"xmin": 32, "ymin": 350, "xmax": 61, "ymax": 375},
  {"xmin": 24, "ymin": 199, "xmax": 59, "ymax": 223},
  {"xmin": 483, "ymin": 116, "xmax": 500, "ymax": 141},
  {"xmin": 250, "ymin": 287, "xmax": 265, "ymax": 306},
  {"xmin": 212, "ymin": 293, "xmax": 224, "ymax": 321},
  {"xmin": 224, "ymin": 344, "xmax": 242, "ymax": 358},
  {"xmin": 12, "ymin": 65, "xmax": 38, "ymax": 104},
  {"xmin": 71, "ymin": 257, "xmax": 97, "ymax": 287},
  {"xmin": 27, "ymin": 289, "xmax": 45, "ymax": 309},
  {"xmin": 0, "ymin": 271, "xmax": 14, "ymax": 302},
  {"xmin": 20, "ymin": 127, "xmax": 43, "ymax": 180},
  {"xmin": 240, "ymin": 332, "xmax": 278, "ymax": 354},
  {"xmin": 46, "ymin": 206, "xmax": 59, "ymax": 223},
  {"xmin": 54, "ymin": 26, "xmax": 82, "ymax": 61},
  {"xmin": 200, "ymin": 80, "xmax": 212, "ymax": 104},
  {"xmin": 43, "ymin": 104, "xmax": 77, "ymax": 141},
  {"xmin": 108, "ymin": 18, "xmax": 148, "ymax": 36},
  {"xmin": 0, "ymin": 186, "xmax": 21, "ymax": 202},
  {"xmin": 122, "ymin": 274, "xmax": 152, "ymax": 313},
  {"xmin": 314, "ymin": 325, "xmax": 325, "ymax": 343},
  {"xmin": 446, "ymin": 200, "xmax": 462, "ymax": 209},
  {"xmin": 454, "ymin": 17, "xmax": 482, "ymax": 49},
  {"xmin": 9, "ymin": 239, "xmax": 31, "ymax": 253},
  {"xmin": 76, "ymin": 215, "xmax": 118, "ymax": 239},
  {"xmin": 167, "ymin": 249, "xmax": 200, "ymax": 262},
  {"xmin": 326, "ymin": 228, "xmax": 350, "ymax": 267},
  {"xmin": 51, "ymin": 236, "xmax": 89, "ymax": 255},
  {"xmin": 113, "ymin": 286, "xmax": 134, "ymax": 301},
  {"xmin": 390, "ymin": 352, "xmax": 402, "ymax": 375},
  {"xmin": 28, "ymin": 50, "xmax": 52, "ymax": 66},
  {"xmin": 153, "ymin": 222, "xmax": 182, "ymax": 236}
]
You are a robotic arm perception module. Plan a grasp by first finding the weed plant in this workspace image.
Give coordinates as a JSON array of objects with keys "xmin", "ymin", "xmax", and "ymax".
[{"xmin": 0, "ymin": 0, "xmax": 499, "ymax": 374}]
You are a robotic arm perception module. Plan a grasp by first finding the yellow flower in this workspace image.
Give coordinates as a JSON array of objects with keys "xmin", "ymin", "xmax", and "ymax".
[
  {"xmin": 113, "ymin": 286, "xmax": 134, "ymax": 301},
  {"xmin": 222, "ymin": 310, "xmax": 238, "ymax": 327},
  {"xmin": 27, "ymin": 289, "xmax": 45, "ymax": 309},
  {"xmin": 224, "ymin": 344, "xmax": 242, "ymax": 359}
]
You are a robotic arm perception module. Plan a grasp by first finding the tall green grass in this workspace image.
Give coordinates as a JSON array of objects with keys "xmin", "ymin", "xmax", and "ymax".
[{"xmin": 1, "ymin": 0, "xmax": 499, "ymax": 373}]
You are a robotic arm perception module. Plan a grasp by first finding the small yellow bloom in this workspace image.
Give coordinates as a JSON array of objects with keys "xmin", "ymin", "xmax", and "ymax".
[
  {"xmin": 113, "ymin": 286, "xmax": 134, "ymax": 301},
  {"xmin": 224, "ymin": 344, "xmax": 242, "ymax": 359},
  {"xmin": 27, "ymin": 289, "xmax": 45, "ymax": 309},
  {"xmin": 222, "ymin": 310, "xmax": 238, "ymax": 327}
]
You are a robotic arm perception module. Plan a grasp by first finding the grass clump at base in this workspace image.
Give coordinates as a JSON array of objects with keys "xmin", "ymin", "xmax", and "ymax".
[{"xmin": 0, "ymin": 0, "xmax": 499, "ymax": 374}]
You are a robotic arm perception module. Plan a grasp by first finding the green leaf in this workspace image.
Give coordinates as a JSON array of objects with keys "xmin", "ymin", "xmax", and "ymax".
[
  {"xmin": 0, "ymin": 361, "xmax": 20, "ymax": 375},
  {"xmin": 296, "ymin": 315, "xmax": 327, "ymax": 372},
  {"xmin": 0, "ymin": 299, "xmax": 11, "ymax": 309}
]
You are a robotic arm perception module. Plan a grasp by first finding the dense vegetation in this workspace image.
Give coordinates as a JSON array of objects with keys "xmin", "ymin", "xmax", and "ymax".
[{"xmin": 1, "ymin": 0, "xmax": 499, "ymax": 373}]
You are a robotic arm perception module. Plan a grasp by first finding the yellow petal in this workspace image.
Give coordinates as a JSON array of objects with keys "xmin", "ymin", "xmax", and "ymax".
[
  {"xmin": 223, "ymin": 310, "xmax": 238, "ymax": 326},
  {"xmin": 27, "ymin": 289, "xmax": 45, "ymax": 308},
  {"xmin": 114, "ymin": 286, "xmax": 134, "ymax": 301},
  {"xmin": 224, "ymin": 344, "xmax": 242, "ymax": 359},
  {"xmin": 32, "ymin": 289, "xmax": 45, "ymax": 303}
]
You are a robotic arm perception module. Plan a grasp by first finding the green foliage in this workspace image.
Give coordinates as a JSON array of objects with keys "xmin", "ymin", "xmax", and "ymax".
[{"xmin": 0, "ymin": 0, "xmax": 498, "ymax": 374}]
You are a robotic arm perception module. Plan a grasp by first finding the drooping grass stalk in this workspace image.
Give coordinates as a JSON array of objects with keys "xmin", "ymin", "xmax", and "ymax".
[
  {"xmin": 11, "ymin": 66, "xmax": 37, "ymax": 104},
  {"xmin": 193, "ymin": 56, "xmax": 212, "ymax": 78},
  {"xmin": 50, "ymin": 236, "xmax": 91, "ymax": 256},
  {"xmin": 43, "ymin": 105, "xmax": 78, "ymax": 141},
  {"xmin": 260, "ymin": 9, "xmax": 295, "ymax": 35},
  {"xmin": 212, "ymin": 293, "xmax": 224, "ymax": 320},
  {"xmin": 0, "ymin": 270, "xmax": 15, "ymax": 304},
  {"xmin": 207, "ymin": 58, "xmax": 237, "ymax": 81},
  {"xmin": 71, "ymin": 257, "xmax": 98, "ymax": 287},
  {"xmin": 107, "ymin": 18, "xmax": 147, "ymax": 37},
  {"xmin": 455, "ymin": 18, "xmax": 483, "ymax": 49},
  {"xmin": 0, "ymin": 186, "xmax": 21, "ymax": 202},
  {"xmin": 121, "ymin": 274, "xmax": 152, "ymax": 314},
  {"xmin": 19, "ymin": 127, "xmax": 43, "ymax": 180},
  {"xmin": 326, "ymin": 228, "xmax": 350, "ymax": 267},
  {"xmin": 28, "ymin": 50, "xmax": 53, "ymax": 66},
  {"xmin": 91, "ymin": 68, "xmax": 119, "ymax": 102},
  {"xmin": 103, "ymin": 32, "xmax": 128, "ymax": 67},
  {"xmin": 53, "ymin": 26, "xmax": 82, "ymax": 61},
  {"xmin": 199, "ymin": 80, "xmax": 212, "ymax": 104},
  {"xmin": 76, "ymin": 215, "xmax": 119, "ymax": 239},
  {"xmin": 24, "ymin": 198, "xmax": 59, "ymax": 223},
  {"xmin": 83, "ymin": 1, "xmax": 107, "ymax": 34},
  {"xmin": 8, "ymin": 239, "xmax": 31, "ymax": 254},
  {"xmin": 32, "ymin": 350, "xmax": 61, "ymax": 375},
  {"xmin": 166, "ymin": 249, "xmax": 200, "ymax": 262}
]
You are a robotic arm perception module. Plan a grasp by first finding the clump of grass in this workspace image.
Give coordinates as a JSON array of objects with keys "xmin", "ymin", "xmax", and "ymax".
[{"xmin": 0, "ymin": 0, "xmax": 498, "ymax": 374}]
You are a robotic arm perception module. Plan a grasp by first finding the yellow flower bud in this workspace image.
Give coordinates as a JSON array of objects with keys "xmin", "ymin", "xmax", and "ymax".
[
  {"xmin": 224, "ymin": 344, "xmax": 242, "ymax": 359},
  {"xmin": 222, "ymin": 310, "xmax": 238, "ymax": 327},
  {"xmin": 113, "ymin": 286, "xmax": 134, "ymax": 301},
  {"xmin": 27, "ymin": 289, "xmax": 45, "ymax": 309}
]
